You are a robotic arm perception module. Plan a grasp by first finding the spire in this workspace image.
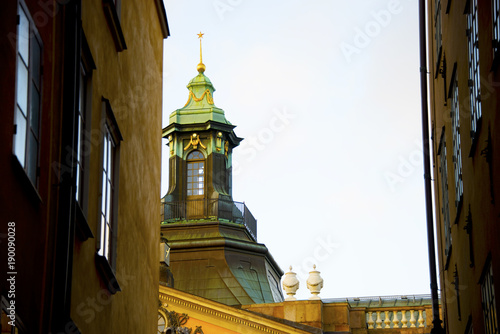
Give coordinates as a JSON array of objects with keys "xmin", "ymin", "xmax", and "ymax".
[
  {"xmin": 197, "ymin": 32, "xmax": 206, "ymax": 73},
  {"xmin": 166, "ymin": 33, "xmax": 233, "ymax": 126}
]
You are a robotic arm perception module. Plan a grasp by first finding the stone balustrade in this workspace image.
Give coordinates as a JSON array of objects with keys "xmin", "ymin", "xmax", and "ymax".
[{"xmin": 366, "ymin": 309, "xmax": 426, "ymax": 329}]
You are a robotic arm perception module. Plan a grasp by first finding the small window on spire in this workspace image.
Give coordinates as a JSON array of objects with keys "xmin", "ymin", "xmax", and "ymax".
[{"xmin": 187, "ymin": 150, "xmax": 205, "ymax": 196}]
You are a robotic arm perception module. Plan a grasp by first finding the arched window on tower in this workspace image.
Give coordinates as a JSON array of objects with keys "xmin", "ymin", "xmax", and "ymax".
[{"xmin": 187, "ymin": 150, "xmax": 205, "ymax": 197}]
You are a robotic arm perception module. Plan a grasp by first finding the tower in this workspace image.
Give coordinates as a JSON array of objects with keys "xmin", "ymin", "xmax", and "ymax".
[{"xmin": 161, "ymin": 34, "xmax": 283, "ymax": 306}]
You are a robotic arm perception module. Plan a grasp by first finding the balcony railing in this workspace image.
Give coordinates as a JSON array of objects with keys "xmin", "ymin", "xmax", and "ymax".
[
  {"xmin": 366, "ymin": 309, "xmax": 427, "ymax": 329},
  {"xmin": 161, "ymin": 199, "xmax": 257, "ymax": 241}
]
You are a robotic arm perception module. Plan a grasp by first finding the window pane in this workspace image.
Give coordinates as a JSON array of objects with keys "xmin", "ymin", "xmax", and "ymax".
[
  {"xmin": 32, "ymin": 38, "xmax": 41, "ymax": 84},
  {"xmin": 106, "ymin": 180, "xmax": 112, "ymax": 219},
  {"xmin": 193, "ymin": 189, "xmax": 198, "ymax": 195},
  {"xmin": 187, "ymin": 176, "xmax": 192, "ymax": 182},
  {"xmin": 193, "ymin": 163, "xmax": 198, "ymax": 169},
  {"xmin": 188, "ymin": 170, "xmax": 192, "ymax": 176},
  {"xmin": 76, "ymin": 116, "xmax": 82, "ymax": 164},
  {"xmin": 14, "ymin": 108, "xmax": 27, "ymax": 167},
  {"xmin": 30, "ymin": 85, "xmax": 40, "ymax": 137},
  {"xmin": 103, "ymin": 133, "xmax": 108, "ymax": 172},
  {"xmin": 27, "ymin": 131, "xmax": 38, "ymax": 184},
  {"xmin": 75, "ymin": 163, "xmax": 80, "ymax": 203},
  {"xmin": 187, "ymin": 150, "xmax": 203, "ymax": 160},
  {"xmin": 16, "ymin": 58, "xmax": 28, "ymax": 114},
  {"xmin": 18, "ymin": 7, "xmax": 29, "ymax": 64},
  {"xmin": 188, "ymin": 164, "xmax": 192, "ymax": 170},
  {"xmin": 187, "ymin": 190, "xmax": 192, "ymax": 195},
  {"xmin": 98, "ymin": 215, "xmax": 106, "ymax": 256},
  {"xmin": 105, "ymin": 223, "xmax": 110, "ymax": 260},
  {"xmin": 101, "ymin": 173, "xmax": 107, "ymax": 215}
]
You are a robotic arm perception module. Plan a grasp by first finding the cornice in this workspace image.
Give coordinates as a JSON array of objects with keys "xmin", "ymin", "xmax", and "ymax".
[{"xmin": 159, "ymin": 286, "xmax": 319, "ymax": 334}]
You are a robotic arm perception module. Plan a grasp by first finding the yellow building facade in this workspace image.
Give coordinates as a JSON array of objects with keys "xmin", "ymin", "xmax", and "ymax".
[
  {"xmin": 0, "ymin": 0, "xmax": 168, "ymax": 333},
  {"xmin": 427, "ymin": 0, "xmax": 500, "ymax": 333}
]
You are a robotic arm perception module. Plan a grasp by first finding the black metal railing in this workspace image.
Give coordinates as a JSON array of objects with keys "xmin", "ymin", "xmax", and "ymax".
[{"xmin": 161, "ymin": 199, "xmax": 257, "ymax": 240}]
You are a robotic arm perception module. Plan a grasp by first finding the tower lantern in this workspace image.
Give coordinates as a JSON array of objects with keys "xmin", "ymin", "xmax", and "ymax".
[{"xmin": 160, "ymin": 34, "xmax": 283, "ymax": 306}]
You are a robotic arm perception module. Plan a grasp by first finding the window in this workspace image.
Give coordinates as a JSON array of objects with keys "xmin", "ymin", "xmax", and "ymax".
[
  {"xmin": 467, "ymin": 0, "xmax": 482, "ymax": 142},
  {"xmin": 465, "ymin": 315, "xmax": 474, "ymax": 334},
  {"xmin": 434, "ymin": 0, "xmax": 443, "ymax": 67},
  {"xmin": 99, "ymin": 125, "xmax": 116, "ymax": 260},
  {"xmin": 97, "ymin": 98, "xmax": 122, "ymax": 267},
  {"xmin": 451, "ymin": 77, "xmax": 463, "ymax": 207},
  {"xmin": 158, "ymin": 313, "xmax": 166, "ymax": 334},
  {"xmin": 481, "ymin": 263, "xmax": 498, "ymax": 334},
  {"xmin": 438, "ymin": 134, "xmax": 452, "ymax": 257},
  {"xmin": 493, "ymin": 0, "xmax": 500, "ymax": 56},
  {"xmin": 13, "ymin": 2, "xmax": 43, "ymax": 187},
  {"xmin": 75, "ymin": 33, "xmax": 96, "ymax": 214},
  {"xmin": 187, "ymin": 150, "xmax": 204, "ymax": 196},
  {"xmin": 102, "ymin": 0, "xmax": 126, "ymax": 51},
  {"xmin": 76, "ymin": 65, "xmax": 88, "ymax": 205}
]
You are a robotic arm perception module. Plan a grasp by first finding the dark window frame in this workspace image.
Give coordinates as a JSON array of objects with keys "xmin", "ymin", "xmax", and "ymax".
[
  {"xmin": 438, "ymin": 128, "xmax": 452, "ymax": 261},
  {"xmin": 467, "ymin": 0, "xmax": 482, "ymax": 151},
  {"xmin": 450, "ymin": 71, "xmax": 464, "ymax": 210},
  {"xmin": 492, "ymin": 0, "xmax": 500, "ymax": 66},
  {"xmin": 480, "ymin": 257, "xmax": 499, "ymax": 334},
  {"xmin": 95, "ymin": 97, "xmax": 123, "ymax": 294},
  {"xmin": 76, "ymin": 31, "xmax": 96, "ymax": 215},
  {"xmin": 75, "ymin": 31, "xmax": 96, "ymax": 242},
  {"xmin": 13, "ymin": 0, "xmax": 43, "ymax": 189},
  {"xmin": 102, "ymin": 0, "xmax": 127, "ymax": 51}
]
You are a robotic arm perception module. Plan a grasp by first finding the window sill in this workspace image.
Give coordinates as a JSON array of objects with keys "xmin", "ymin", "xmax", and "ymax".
[
  {"xmin": 11, "ymin": 154, "xmax": 42, "ymax": 204},
  {"xmin": 75, "ymin": 204, "xmax": 94, "ymax": 242},
  {"xmin": 453, "ymin": 198, "xmax": 463, "ymax": 226},
  {"xmin": 102, "ymin": 0, "xmax": 127, "ymax": 52},
  {"xmin": 95, "ymin": 253, "xmax": 121, "ymax": 294},
  {"xmin": 468, "ymin": 117, "xmax": 482, "ymax": 158},
  {"xmin": 434, "ymin": 47, "xmax": 443, "ymax": 79},
  {"xmin": 444, "ymin": 245, "xmax": 452, "ymax": 271}
]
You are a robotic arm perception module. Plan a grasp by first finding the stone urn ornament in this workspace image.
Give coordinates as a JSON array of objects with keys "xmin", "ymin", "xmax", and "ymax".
[
  {"xmin": 282, "ymin": 266, "xmax": 300, "ymax": 301},
  {"xmin": 306, "ymin": 264, "xmax": 323, "ymax": 300}
]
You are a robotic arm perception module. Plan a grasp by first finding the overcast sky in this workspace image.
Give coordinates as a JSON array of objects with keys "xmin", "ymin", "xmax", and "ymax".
[{"xmin": 161, "ymin": 0, "xmax": 432, "ymax": 300}]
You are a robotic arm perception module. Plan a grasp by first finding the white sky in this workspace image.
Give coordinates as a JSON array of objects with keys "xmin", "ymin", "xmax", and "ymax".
[{"xmin": 161, "ymin": 0, "xmax": 431, "ymax": 300}]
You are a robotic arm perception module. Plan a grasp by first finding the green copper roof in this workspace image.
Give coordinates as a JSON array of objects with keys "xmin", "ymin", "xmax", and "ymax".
[{"xmin": 169, "ymin": 71, "xmax": 232, "ymax": 125}]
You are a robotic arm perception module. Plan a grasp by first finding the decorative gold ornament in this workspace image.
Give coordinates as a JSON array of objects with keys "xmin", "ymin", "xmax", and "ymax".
[
  {"xmin": 197, "ymin": 32, "xmax": 206, "ymax": 73},
  {"xmin": 216, "ymin": 132, "xmax": 223, "ymax": 152},
  {"xmin": 183, "ymin": 89, "xmax": 214, "ymax": 107},
  {"xmin": 184, "ymin": 133, "xmax": 206, "ymax": 151},
  {"xmin": 224, "ymin": 140, "xmax": 229, "ymax": 158},
  {"xmin": 158, "ymin": 306, "xmax": 204, "ymax": 334},
  {"xmin": 168, "ymin": 135, "xmax": 174, "ymax": 156}
]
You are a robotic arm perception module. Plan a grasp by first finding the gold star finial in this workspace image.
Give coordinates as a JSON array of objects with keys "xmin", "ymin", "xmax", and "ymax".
[{"xmin": 197, "ymin": 32, "xmax": 206, "ymax": 73}]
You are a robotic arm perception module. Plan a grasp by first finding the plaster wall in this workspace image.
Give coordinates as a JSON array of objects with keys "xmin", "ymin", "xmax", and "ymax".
[
  {"xmin": 69, "ymin": 1, "xmax": 164, "ymax": 333},
  {"xmin": 427, "ymin": 0, "xmax": 500, "ymax": 332}
]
